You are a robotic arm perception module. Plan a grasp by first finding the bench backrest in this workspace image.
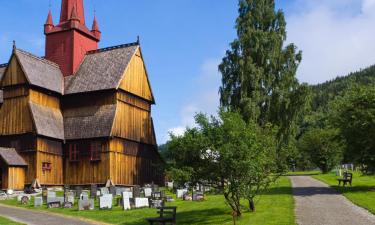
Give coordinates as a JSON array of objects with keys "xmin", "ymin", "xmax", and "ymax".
[
  {"xmin": 158, "ymin": 207, "xmax": 177, "ymax": 220},
  {"xmin": 343, "ymin": 172, "xmax": 353, "ymax": 181}
]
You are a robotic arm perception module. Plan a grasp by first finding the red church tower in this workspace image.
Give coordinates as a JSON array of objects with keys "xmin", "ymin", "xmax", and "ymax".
[{"xmin": 44, "ymin": 0, "xmax": 101, "ymax": 76}]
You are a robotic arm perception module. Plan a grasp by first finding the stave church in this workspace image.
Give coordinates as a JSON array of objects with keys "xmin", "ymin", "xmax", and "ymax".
[{"xmin": 0, "ymin": 0, "xmax": 163, "ymax": 190}]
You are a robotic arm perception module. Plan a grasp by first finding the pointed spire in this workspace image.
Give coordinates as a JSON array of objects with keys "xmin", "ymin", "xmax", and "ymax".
[
  {"xmin": 45, "ymin": 10, "xmax": 54, "ymax": 25},
  {"xmin": 70, "ymin": 5, "xmax": 80, "ymax": 22},
  {"xmin": 92, "ymin": 15, "xmax": 100, "ymax": 31},
  {"xmin": 13, "ymin": 40, "xmax": 16, "ymax": 52}
]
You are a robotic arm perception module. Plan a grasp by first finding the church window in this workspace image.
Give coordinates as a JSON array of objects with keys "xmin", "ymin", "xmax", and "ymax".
[
  {"xmin": 90, "ymin": 141, "xmax": 101, "ymax": 161},
  {"xmin": 69, "ymin": 144, "xmax": 79, "ymax": 162}
]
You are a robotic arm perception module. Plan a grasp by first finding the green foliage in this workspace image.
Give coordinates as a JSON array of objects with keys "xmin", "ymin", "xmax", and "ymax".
[
  {"xmin": 219, "ymin": 0, "xmax": 309, "ymax": 144},
  {"xmin": 298, "ymin": 128, "xmax": 344, "ymax": 173},
  {"xmin": 331, "ymin": 86, "xmax": 375, "ymax": 173},
  {"xmin": 164, "ymin": 111, "xmax": 280, "ymax": 217}
]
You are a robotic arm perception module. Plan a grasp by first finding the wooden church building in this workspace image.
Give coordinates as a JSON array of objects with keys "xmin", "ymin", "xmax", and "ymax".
[{"xmin": 0, "ymin": 0, "xmax": 163, "ymax": 190}]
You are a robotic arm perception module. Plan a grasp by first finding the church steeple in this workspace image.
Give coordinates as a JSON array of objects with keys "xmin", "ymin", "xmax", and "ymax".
[{"xmin": 44, "ymin": 0, "xmax": 101, "ymax": 76}]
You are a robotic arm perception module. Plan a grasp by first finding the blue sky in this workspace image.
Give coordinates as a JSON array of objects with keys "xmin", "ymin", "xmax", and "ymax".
[{"xmin": 1, "ymin": 0, "xmax": 375, "ymax": 144}]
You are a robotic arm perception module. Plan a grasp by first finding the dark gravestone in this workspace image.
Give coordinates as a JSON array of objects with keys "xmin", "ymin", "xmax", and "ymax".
[
  {"xmin": 150, "ymin": 199, "xmax": 164, "ymax": 208},
  {"xmin": 133, "ymin": 186, "xmax": 141, "ymax": 198},
  {"xmin": 193, "ymin": 192, "xmax": 204, "ymax": 201},
  {"xmin": 48, "ymin": 201, "xmax": 61, "ymax": 209},
  {"xmin": 151, "ymin": 184, "xmax": 159, "ymax": 193},
  {"xmin": 75, "ymin": 186, "xmax": 82, "ymax": 198},
  {"xmin": 21, "ymin": 196, "xmax": 29, "ymax": 205},
  {"xmin": 109, "ymin": 186, "xmax": 116, "ymax": 196},
  {"xmin": 90, "ymin": 184, "xmax": 98, "ymax": 199},
  {"xmin": 152, "ymin": 191, "xmax": 162, "ymax": 200},
  {"xmin": 63, "ymin": 202, "xmax": 73, "ymax": 208},
  {"xmin": 42, "ymin": 188, "xmax": 48, "ymax": 202}
]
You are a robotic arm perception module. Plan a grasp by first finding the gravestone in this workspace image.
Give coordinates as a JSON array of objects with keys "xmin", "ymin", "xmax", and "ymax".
[
  {"xmin": 152, "ymin": 191, "xmax": 162, "ymax": 200},
  {"xmin": 66, "ymin": 192, "xmax": 75, "ymax": 205},
  {"xmin": 42, "ymin": 188, "xmax": 48, "ymax": 202},
  {"xmin": 47, "ymin": 197, "xmax": 64, "ymax": 204},
  {"xmin": 133, "ymin": 185, "xmax": 141, "ymax": 198},
  {"xmin": 151, "ymin": 184, "xmax": 159, "ymax": 193},
  {"xmin": 144, "ymin": 188, "xmax": 152, "ymax": 197},
  {"xmin": 90, "ymin": 184, "xmax": 97, "ymax": 199},
  {"xmin": 21, "ymin": 196, "xmax": 29, "ymax": 205},
  {"xmin": 34, "ymin": 197, "xmax": 43, "ymax": 207},
  {"xmin": 0, "ymin": 191, "xmax": 7, "ymax": 201},
  {"xmin": 99, "ymin": 194, "xmax": 113, "ymax": 209},
  {"xmin": 63, "ymin": 202, "xmax": 73, "ymax": 208},
  {"xmin": 193, "ymin": 192, "xmax": 204, "ymax": 201},
  {"xmin": 75, "ymin": 187, "xmax": 82, "ymax": 198},
  {"xmin": 78, "ymin": 199, "xmax": 95, "ymax": 211},
  {"xmin": 166, "ymin": 182, "xmax": 174, "ymax": 189},
  {"xmin": 176, "ymin": 189, "xmax": 188, "ymax": 198},
  {"xmin": 47, "ymin": 191, "xmax": 56, "ymax": 198},
  {"xmin": 150, "ymin": 199, "xmax": 164, "ymax": 208},
  {"xmin": 122, "ymin": 192, "xmax": 131, "ymax": 210},
  {"xmin": 48, "ymin": 201, "xmax": 61, "ymax": 208},
  {"xmin": 100, "ymin": 187, "xmax": 109, "ymax": 195},
  {"xmin": 134, "ymin": 197, "xmax": 149, "ymax": 208},
  {"xmin": 109, "ymin": 186, "xmax": 116, "ymax": 196},
  {"xmin": 122, "ymin": 191, "xmax": 133, "ymax": 199},
  {"xmin": 80, "ymin": 192, "xmax": 89, "ymax": 201},
  {"xmin": 115, "ymin": 187, "xmax": 125, "ymax": 196},
  {"xmin": 166, "ymin": 196, "xmax": 175, "ymax": 202}
]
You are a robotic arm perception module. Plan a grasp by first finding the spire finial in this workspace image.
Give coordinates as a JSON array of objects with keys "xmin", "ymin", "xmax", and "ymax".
[
  {"xmin": 137, "ymin": 36, "xmax": 140, "ymax": 44},
  {"xmin": 13, "ymin": 40, "xmax": 16, "ymax": 51}
]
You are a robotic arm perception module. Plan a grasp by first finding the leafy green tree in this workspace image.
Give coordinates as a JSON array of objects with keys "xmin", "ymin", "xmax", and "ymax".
[
  {"xmin": 219, "ymin": 0, "xmax": 309, "ymax": 144},
  {"xmin": 164, "ymin": 111, "xmax": 279, "ymax": 218},
  {"xmin": 298, "ymin": 128, "xmax": 344, "ymax": 173},
  {"xmin": 331, "ymin": 86, "xmax": 375, "ymax": 173}
]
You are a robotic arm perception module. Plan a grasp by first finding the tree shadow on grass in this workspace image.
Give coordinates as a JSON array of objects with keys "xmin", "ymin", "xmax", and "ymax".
[{"xmin": 120, "ymin": 208, "xmax": 229, "ymax": 225}]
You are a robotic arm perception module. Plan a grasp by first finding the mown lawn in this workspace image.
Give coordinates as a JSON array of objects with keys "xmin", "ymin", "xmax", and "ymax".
[
  {"xmin": 0, "ymin": 216, "xmax": 23, "ymax": 225},
  {"xmin": 313, "ymin": 172, "xmax": 375, "ymax": 214},
  {"xmin": 0, "ymin": 177, "xmax": 295, "ymax": 225}
]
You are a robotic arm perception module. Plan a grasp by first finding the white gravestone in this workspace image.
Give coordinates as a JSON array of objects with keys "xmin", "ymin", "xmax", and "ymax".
[
  {"xmin": 47, "ymin": 197, "xmax": 64, "ymax": 204},
  {"xmin": 80, "ymin": 192, "xmax": 89, "ymax": 201},
  {"xmin": 78, "ymin": 199, "xmax": 95, "ymax": 211},
  {"xmin": 47, "ymin": 191, "xmax": 56, "ymax": 198},
  {"xmin": 100, "ymin": 187, "xmax": 109, "ymax": 195},
  {"xmin": 99, "ymin": 194, "xmax": 113, "ymax": 209},
  {"xmin": 135, "ymin": 197, "xmax": 149, "ymax": 208},
  {"xmin": 122, "ymin": 192, "xmax": 131, "ymax": 210},
  {"xmin": 34, "ymin": 197, "xmax": 43, "ymax": 207},
  {"xmin": 176, "ymin": 189, "xmax": 188, "ymax": 198},
  {"xmin": 144, "ymin": 188, "xmax": 152, "ymax": 197}
]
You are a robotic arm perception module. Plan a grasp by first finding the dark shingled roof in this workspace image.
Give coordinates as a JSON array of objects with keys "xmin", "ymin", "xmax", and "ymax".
[
  {"xmin": 64, "ymin": 44, "xmax": 139, "ymax": 95},
  {"xmin": 0, "ymin": 64, "xmax": 7, "ymax": 83},
  {"xmin": 29, "ymin": 102, "xmax": 64, "ymax": 140},
  {"xmin": 63, "ymin": 104, "xmax": 116, "ymax": 140},
  {"xmin": 0, "ymin": 148, "xmax": 27, "ymax": 166},
  {"xmin": 15, "ymin": 49, "xmax": 63, "ymax": 94}
]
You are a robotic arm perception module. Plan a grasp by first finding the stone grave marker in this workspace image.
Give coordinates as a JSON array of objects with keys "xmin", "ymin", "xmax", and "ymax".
[
  {"xmin": 176, "ymin": 189, "xmax": 188, "ymax": 198},
  {"xmin": 21, "ymin": 196, "xmax": 29, "ymax": 205},
  {"xmin": 150, "ymin": 199, "xmax": 164, "ymax": 208},
  {"xmin": 63, "ymin": 202, "xmax": 73, "ymax": 208},
  {"xmin": 66, "ymin": 192, "xmax": 75, "ymax": 205},
  {"xmin": 133, "ymin": 185, "xmax": 141, "ymax": 198},
  {"xmin": 78, "ymin": 199, "xmax": 95, "ymax": 211},
  {"xmin": 134, "ymin": 197, "xmax": 149, "ymax": 208},
  {"xmin": 151, "ymin": 184, "xmax": 159, "ymax": 193},
  {"xmin": 100, "ymin": 187, "xmax": 109, "ymax": 195},
  {"xmin": 144, "ymin": 187, "xmax": 152, "ymax": 197},
  {"xmin": 90, "ymin": 184, "xmax": 97, "ymax": 199},
  {"xmin": 47, "ymin": 197, "xmax": 64, "ymax": 204},
  {"xmin": 193, "ymin": 191, "xmax": 204, "ymax": 201},
  {"xmin": 80, "ymin": 192, "xmax": 89, "ymax": 201},
  {"xmin": 75, "ymin": 186, "xmax": 82, "ymax": 198},
  {"xmin": 42, "ymin": 188, "xmax": 48, "ymax": 202},
  {"xmin": 109, "ymin": 186, "xmax": 116, "ymax": 196},
  {"xmin": 99, "ymin": 194, "xmax": 113, "ymax": 210},
  {"xmin": 34, "ymin": 197, "xmax": 43, "ymax": 207},
  {"xmin": 122, "ymin": 192, "xmax": 131, "ymax": 210},
  {"xmin": 47, "ymin": 191, "xmax": 56, "ymax": 198},
  {"xmin": 48, "ymin": 201, "xmax": 61, "ymax": 208}
]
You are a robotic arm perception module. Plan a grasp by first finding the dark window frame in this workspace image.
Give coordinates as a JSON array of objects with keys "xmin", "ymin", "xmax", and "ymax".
[
  {"xmin": 69, "ymin": 144, "xmax": 79, "ymax": 162},
  {"xmin": 90, "ymin": 141, "xmax": 102, "ymax": 162}
]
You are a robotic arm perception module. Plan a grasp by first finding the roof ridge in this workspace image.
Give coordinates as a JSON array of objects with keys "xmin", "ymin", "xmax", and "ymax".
[
  {"xmin": 16, "ymin": 49, "xmax": 60, "ymax": 68},
  {"xmin": 87, "ymin": 42, "xmax": 139, "ymax": 55}
]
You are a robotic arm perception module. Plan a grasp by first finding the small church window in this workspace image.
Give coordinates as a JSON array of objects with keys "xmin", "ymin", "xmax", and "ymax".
[
  {"xmin": 90, "ymin": 141, "xmax": 102, "ymax": 161},
  {"xmin": 69, "ymin": 144, "xmax": 79, "ymax": 162},
  {"xmin": 42, "ymin": 162, "xmax": 51, "ymax": 172}
]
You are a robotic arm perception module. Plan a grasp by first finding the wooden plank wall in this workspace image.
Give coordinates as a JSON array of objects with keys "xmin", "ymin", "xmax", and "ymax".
[
  {"xmin": 1, "ymin": 56, "xmax": 27, "ymax": 87},
  {"xmin": 112, "ymin": 101, "xmax": 154, "ymax": 144},
  {"xmin": 29, "ymin": 89, "xmax": 60, "ymax": 109},
  {"xmin": 20, "ymin": 152, "xmax": 36, "ymax": 184},
  {"xmin": 63, "ymin": 141, "xmax": 110, "ymax": 185},
  {"xmin": 7, "ymin": 167, "xmax": 25, "ymax": 190},
  {"xmin": 36, "ymin": 138, "xmax": 63, "ymax": 185},
  {"xmin": 119, "ymin": 49, "xmax": 153, "ymax": 102},
  {"xmin": 0, "ymin": 96, "xmax": 33, "ymax": 135}
]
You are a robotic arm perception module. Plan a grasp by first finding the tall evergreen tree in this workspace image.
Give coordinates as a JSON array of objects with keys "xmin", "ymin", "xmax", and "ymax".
[{"xmin": 219, "ymin": 0, "xmax": 308, "ymax": 143}]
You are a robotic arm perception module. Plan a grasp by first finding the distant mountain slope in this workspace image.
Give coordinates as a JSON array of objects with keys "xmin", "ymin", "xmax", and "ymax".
[{"xmin": 311, "ymin": 65, "xmax": 375, "ymax": 111}]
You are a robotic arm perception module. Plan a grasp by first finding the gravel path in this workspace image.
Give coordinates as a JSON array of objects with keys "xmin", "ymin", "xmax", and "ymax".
[
  {"xmin": 290, "ymin": 176, "xmax": 375, "ymax": 225},
  {"xmin": 0, "ymin": 203, "xmax": 100, "ymax": 225}
]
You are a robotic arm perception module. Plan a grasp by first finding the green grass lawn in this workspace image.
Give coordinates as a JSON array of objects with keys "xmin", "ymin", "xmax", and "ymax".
[
  {"xmin": 313, "ymin": 171, "xmax": 375, "ymax": 214},
  {"xmin": 0, "ymin": 216, "xmax": 23, "ymax": 225},
  {"xmin": 0, "ymin": 177, "xmax": 295, "ymax": 225}
]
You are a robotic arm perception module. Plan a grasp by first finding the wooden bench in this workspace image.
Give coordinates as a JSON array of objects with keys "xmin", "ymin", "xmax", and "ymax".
[
  {"xmin": 146, "ymin": 206, "xmax": 177, "ymax": 225},
  {"xmin": 338, "ymin": 172, "xmax": 353, "ymax": 186}
]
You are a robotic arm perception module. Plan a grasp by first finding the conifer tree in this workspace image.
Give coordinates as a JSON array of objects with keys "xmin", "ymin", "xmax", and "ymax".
[{"xmin": 219, "ymin": 0, "xmax": 308, "ymax": 143}]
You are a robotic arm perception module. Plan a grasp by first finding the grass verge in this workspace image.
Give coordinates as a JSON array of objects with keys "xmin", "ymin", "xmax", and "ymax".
[
  {"xmin": 0, "ymin": 177, "xmax": 295, "ymax": 225},
  {"xmin": 0, "ymin": 216, "xmax": 24, "ymax": 225},
  {"xmin": 313, "ymin": 171, "xmax": 375, "ymax": 214}
]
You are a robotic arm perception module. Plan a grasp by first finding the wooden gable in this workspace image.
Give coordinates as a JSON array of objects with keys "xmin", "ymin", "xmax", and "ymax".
[
  {"xmin": 1, "ymin": 55, "xmax": 28, "ymax": 87},
  {"xmin": 118, "ymin": 48, "xmax": 155, "ymax": 103}
]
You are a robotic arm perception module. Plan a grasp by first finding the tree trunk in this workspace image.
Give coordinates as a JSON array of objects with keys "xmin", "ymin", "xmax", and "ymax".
[{"xmin": 249, "ymin": 199, "xmax": 255, "ymax": 212}]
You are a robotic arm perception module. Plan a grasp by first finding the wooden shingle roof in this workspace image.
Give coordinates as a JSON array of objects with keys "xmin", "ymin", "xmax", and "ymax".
[
  {"xmin": 63, "ymin": 104, "xmax": 116, "ymax": 140},
  {"xmin": 0, "ymin": 64, "xmax": 7, "ymax": 83},
  {"xmin": 0, "ymin": 148, "xmax": 27, "ymax": 166},
  {"xmin": 15, "ymin": 49, "xmax": 63, "ymax": 94},
  {"xmin": 64, "ymin": 43, "xmax": 139, "ymax": 95},
  {"xmin": 29, "ymin": 102, "xmax": 64, "ymax": 140}
]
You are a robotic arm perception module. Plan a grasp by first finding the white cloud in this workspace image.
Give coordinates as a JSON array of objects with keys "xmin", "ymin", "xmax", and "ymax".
[
  {"xmin": 287, "ymin": 0, "xmax": 375, "ymax": 84},
  {"xmin": 165, "ymin": 58, "xmax": 221, "ymax": 141}
]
